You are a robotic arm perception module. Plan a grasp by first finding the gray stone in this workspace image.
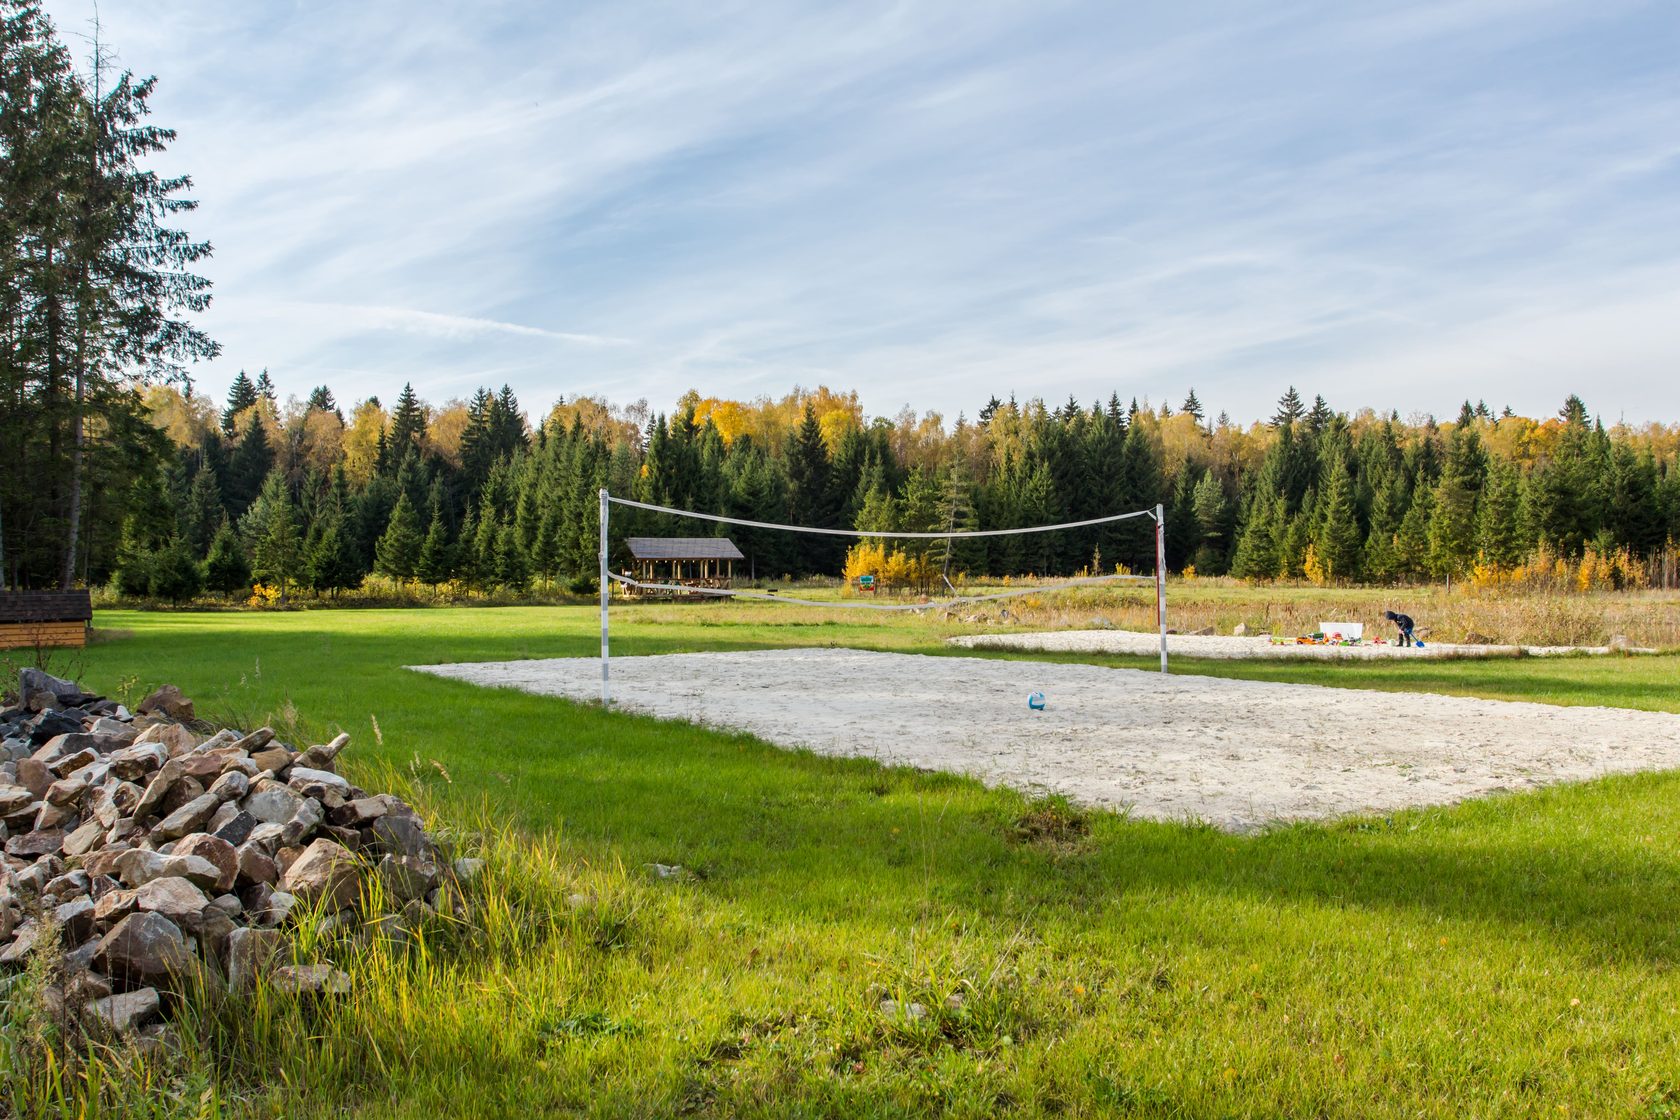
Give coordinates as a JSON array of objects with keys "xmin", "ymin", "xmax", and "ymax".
[
  {"xmin": 295, "ymin": 732, "xmax": 350, "ymax": 771},
  {"xmin": 224, "ymin": 926, "xmax": 280, "ymax": 991},
  {"xmin": 280, "ymin": 797, "xmax": 325, "ymax": 847},
  {"xmin": 53, "ymin": 896, "xmax": 96, "ymax": 943},
  {"xmin": 19, "ymin": 668, "xmax": 81, "ymax": 706},
  {"xmin": 132, "ymin": 759, "xmax": 184, "ymax": 821},
  {"xmin": 135, "ymin": 876, "xmax": 210, "ymax": 922},
  {"xmin": 281, "ymin": 838, "xmax": 360, "ymax": 909},
  {"xmin": 86, "ymin": 987, "xmax": 160, "ymax": 1033},
  {"xmin": 254, "ymin": 890, "xmax": 296, "ymax": 927},
  {"xmin": 0, "ymin": 785, "xmax": 33, "ymax": 815},
  {"xmin": 45, "ymin": 775, "xmax": 89, "ymax": 805},
  {"xmin": 171, "ymin": 834, "xmax": 237, "ymax": 893},
  {"xmin": 105, "ymin": 743, "xmax": 167, "ymax": 782},
  {"xmin": 62, "ymin": 819, "xmax": 105, "ymax": 858},
  {"xmin": 207, "ymin": 770, "xmax": 249, "ymax": 802},
  {"xmin": 136, "ymin": 685, "xmax": 194, "ymax": 722},
  {"xmin": 5, "ymin": 829, "xmax": 63, "ymax": 858},
  {"xmin": 377, "ymin": 854, "xmax": 439, "ymax": 903},
  {"xmin": 153, "ymin": 793, "xmax": 220, "ymax": 840},
  {"xmin": 213, "ymin": 810, "xmax": 257, "ymax": 847},
  {"xmin": 114, "ymin": 847, "xmax": 168, "ymax": 887},
  {"xmin": 286, "ymin": 766, "xmax": 350, "ymax": 799},
  {"xmin": 158, "ymin": 853, "xmax": 224, "ymax": 892},
  {"xmin": 14, "ymin": 757, "xmax": 51, "ymax": 799},
  {"xmin": 93, "ymin": 912, "xmax": 189, "ymax": 984},
  {"xmin": 242, "ymin": 780, "xmax": 304, "ymax": 825},
  {"xmin": 236, "ymin": 843, "xmax": 278, "ymax": 886},
  {"xmin": 370, "ymin": 801, "xmax": 426, "ymax": 856},
  {"xmin": 453, "ymin": 857, "xmax": 485, "ymax": 882}
]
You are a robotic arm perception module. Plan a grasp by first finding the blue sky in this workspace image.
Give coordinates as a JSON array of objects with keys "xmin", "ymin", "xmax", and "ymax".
[{"xmin": 42, "ymin": 0, "xmax": 1680, "ymax": 425}]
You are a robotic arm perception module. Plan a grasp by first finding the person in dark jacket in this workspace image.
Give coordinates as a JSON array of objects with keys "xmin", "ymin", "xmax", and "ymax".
[{"xmin": 1384, "ymin": 610, "xmax": 1416, "ymax": 647}]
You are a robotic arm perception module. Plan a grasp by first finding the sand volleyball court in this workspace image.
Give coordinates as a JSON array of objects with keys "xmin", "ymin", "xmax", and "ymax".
[{"xmin": 417, "ymin": 649, "xmax": 1680, "ymax": 830}]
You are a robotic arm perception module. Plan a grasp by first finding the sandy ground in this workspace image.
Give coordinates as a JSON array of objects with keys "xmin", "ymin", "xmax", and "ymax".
[
  {"xmin": 415, "ymin": 648, "xmax": 1680, "ymax": 830},
  {"xmin": 950, "ymin": 629, "xmax": 1639, "ymax": 660}
]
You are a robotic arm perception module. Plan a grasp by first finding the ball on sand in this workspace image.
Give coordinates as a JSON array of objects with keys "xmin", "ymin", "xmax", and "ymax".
[{"xmin": 1028, "ymin": 691, "xmax": 1046, "ymax": 710}]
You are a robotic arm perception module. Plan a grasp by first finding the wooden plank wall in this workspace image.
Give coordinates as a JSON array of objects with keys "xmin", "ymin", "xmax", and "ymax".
[{"xmin": 0, "ymin": 621, "xmax": 88, "ymax": 649}]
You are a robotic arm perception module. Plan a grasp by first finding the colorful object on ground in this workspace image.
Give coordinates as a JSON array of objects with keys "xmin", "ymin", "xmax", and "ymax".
[{"xmin": 1028, "ymin": 691, "xmax": 1046, "ymax": 710}]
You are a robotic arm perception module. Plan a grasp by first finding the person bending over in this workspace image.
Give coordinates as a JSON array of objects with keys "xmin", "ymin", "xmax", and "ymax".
[{"xmin": 1383, "ymin": 610, "xmax": 1416, "ymax": 647}]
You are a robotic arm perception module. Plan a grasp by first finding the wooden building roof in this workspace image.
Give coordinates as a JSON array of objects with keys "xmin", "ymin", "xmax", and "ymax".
[{"xmin": 626, "ymin": 537, "xmax": 744, "ymax": 561}]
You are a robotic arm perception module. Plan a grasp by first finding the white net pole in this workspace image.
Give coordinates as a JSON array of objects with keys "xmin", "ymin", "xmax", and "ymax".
[
  {"xmin": 1154, "ymin": 503, "xmax": 1168, "ymax": 674},
  {"xmin": 599, "ymin": 487, "xmax": 610, "ymax": 705}
]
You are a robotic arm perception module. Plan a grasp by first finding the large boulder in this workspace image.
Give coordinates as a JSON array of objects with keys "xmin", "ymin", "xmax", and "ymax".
[
  {"xmin": 94, "ymin": 912, "xmax": 189, "ymax": 984},
  {"xmin": 280, "ymin": 838, "xmax": 361, "ymax": 910},
  {"xmin": 153, "ymin": 793, "xmax": 221, "ymax": 840},
  {"xmin": 171, "ymin": 834, "xmax": 238, "ymax": 893},
  {"xmin": 136, "ymin": 685, "xmax": 194, "ymax": 722},
  {"xmin": 86, "ymin": 987, "xmax": 160, "ymax": 1033}
]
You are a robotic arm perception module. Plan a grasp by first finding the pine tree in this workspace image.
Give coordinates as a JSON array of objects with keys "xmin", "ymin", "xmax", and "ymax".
[
  {"xmin": 221, "ymin": 371, "xmax": 257, "ymax": 435},
  {"xmin": 247, "ymin": 470, "xmax": 302, "ymax": 596},
  {"xmin": 204, "ymin": 519, "xmax": 252, "ymax": 597},
  {"xmin": 226, "ymin": 417, "xmax": 274, "ymax": 518},
  {"xmin": 180, "ymin": 465, "xmax": 222, "ymax": 556},
  {"xmin": 1190, "ymin": 471, "xmax": 1228, "ymax": 574},
  {"xmin": 147, "ymin": 537, "xmax": 203, "ymax": 602},
  {"xmin": 1394, "ymin": 484, "xmax": 1433, "ymax": 579},
  {"xmin": 374, "ymin": 492, "xmax": 423, "ymax": 581},
  {"xmin": 1181, "ymin": 389, "xmax": 1204, "ymax": 422},
  {"xmin": 254, "ymin": 370, "xmax": 277, "ymax": 402},
  {"xmin": 495, "ymin": 523, "xmax": 530, "ymax": 590},
  {"xmin": 1317, "ymin": 459, "xmax": 1361, "ymax": 582},
  {"xmin": 785, "ymin": 405, "xmax": 836, "ymax": 573},
  {"xmin": 1477, "ymin": 458, "xmax": 1525, "ymax": 567},
  {"xmin": 1272, "ymin": 387, "xmax": 1305, "ymax": 427},
  {"xmin": 417, "ymin": 508, "xmax": 454, "ymax": 586},
  {"xmin": 387, "ymin": 383, "xmax": 427, "ymax": 464}
]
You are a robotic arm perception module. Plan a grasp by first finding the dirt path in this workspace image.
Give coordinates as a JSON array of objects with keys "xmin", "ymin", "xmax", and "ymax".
[{"xmin": 416, "ymin": 649, "xmax": 1680, "ymax": 830}]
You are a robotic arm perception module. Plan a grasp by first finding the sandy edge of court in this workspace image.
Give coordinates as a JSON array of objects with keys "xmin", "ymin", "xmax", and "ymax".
[{"xmin": 949, "ymin": 629, "xmax": 1648, "ymax": 660}]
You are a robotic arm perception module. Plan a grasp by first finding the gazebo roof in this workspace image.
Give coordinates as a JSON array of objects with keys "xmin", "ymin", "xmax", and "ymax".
[{"xmin": 626, "ymin": 536, "xmax": 744, "ymax": 561}]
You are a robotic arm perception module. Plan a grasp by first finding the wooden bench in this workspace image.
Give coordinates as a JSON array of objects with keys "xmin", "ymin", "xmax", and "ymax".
[{"xmin": 0, "ymin": 590, "xmax": 92, "ymax": 649}]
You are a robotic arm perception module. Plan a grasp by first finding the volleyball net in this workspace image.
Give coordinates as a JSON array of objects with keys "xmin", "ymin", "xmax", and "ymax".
[{"xmin": 595, "ymin": 489, "xmax": 1169, "ymax": 701}]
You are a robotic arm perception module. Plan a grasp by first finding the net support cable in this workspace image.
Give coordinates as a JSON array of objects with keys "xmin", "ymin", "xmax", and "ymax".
[{"xmin": 596, "ymin": 490, "xmax": 1167, "ymax": 704}]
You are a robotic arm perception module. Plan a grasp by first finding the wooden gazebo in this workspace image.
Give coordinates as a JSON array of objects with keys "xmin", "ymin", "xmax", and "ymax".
[{"xmin": 623, "ymin": 537, "xmax": 743, "ymax": 597}]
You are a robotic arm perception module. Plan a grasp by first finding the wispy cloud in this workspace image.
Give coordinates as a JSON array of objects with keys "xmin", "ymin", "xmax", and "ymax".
[{"xmin": 40, "ymin": 0, "xmax": 1680, "ymax": 423}]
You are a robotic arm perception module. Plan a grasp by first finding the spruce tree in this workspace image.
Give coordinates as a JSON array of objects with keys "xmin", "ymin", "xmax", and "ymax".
[
  {"xmin": 1317, "ymin": 460, "xmax": 1361, "ymax": 582},
  {"xmin": 254, "ymin": 369, "xmax": 276, "ymax": 402},
  {"xmin": 1477, "ymin": 458, "xmax": 1525, "ymax": 567},
  {"xmin": 374, "ymin": 492, "xmax": 423, "ymax": 581},
  {"xmin": 417, "ymin": 508, "xmax": 454, "ymax": 586},
  {"xmin": 1190, "ymin": 471, "xmax": 1228, "ymax": 574},
  {"xmin": 247, "ymin": 470, "xmax": 302, "ymax": 596},
  {"xmin": 1181, "ymin": 388, "xmax": 1204, "ymax": 423},
  {"xmin": 221, "ymin": 371, "xmax": 257, "ymax": 435},
  {"xmin": 495, "ymin": 522, "xmax": 530, "ymax": 590},
  {"xmin": 204, "ymin": 519, "xmax": 251, "ymax": 596},
  {"xmin": 226, "ymin": 418, "xmax": 274, "ymax": 517},
  {"xmin": 1272, "ymin": 387, "xmax": 1305, "ymax": 427},
  {"xmin": 387, "ymin": 383, "xmax": 427, "ymax": 464},
  {"xmin": 147, "ymin": 537, "xmax": 203, "ymax": 602},
  {"xmin": 785, "ymin": 405, "xmax": 836, "ymax": 573}
]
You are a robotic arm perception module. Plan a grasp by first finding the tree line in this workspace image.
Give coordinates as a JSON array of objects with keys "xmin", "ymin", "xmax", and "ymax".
[{"xmin": 7, "ymin": 366, "xmax": 1680, "ymax": 599}]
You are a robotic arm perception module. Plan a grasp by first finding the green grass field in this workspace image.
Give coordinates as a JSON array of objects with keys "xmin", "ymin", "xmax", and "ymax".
[{"xmin": 10, "ymin": 604, "xmax": 1680, "ymax": 1118}]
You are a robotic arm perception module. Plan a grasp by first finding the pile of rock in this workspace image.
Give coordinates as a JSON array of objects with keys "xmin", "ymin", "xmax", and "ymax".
[{"xmin": 0, "ymin": 669, "xmax": 458, "ymax": 1037}]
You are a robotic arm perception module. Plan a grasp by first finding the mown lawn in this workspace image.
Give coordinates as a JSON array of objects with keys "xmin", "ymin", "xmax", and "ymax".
[{"xmin": 16, "ymin": 605, "xmax": 1680, "ymax": 1118}]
